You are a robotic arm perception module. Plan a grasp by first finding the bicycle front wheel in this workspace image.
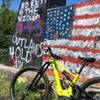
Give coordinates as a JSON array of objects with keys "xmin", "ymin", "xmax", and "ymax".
[
  {"xmin": 81, "ymin": 77, "xmax": 100, "ymax": 100},
  {"xmin": 10, "ymin": 67, "xmax": 49, "ymax": 100}
]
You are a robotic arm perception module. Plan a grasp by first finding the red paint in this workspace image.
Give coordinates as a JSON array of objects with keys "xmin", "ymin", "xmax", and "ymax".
[
  {"xmin": 73, "ymin": 14, "xmax": 100, "ymax": 19},
  {"xmin": 73, "ymin": 25, "xmax": 100, "ymax": 29},
  {"xmin": 71, "ymin": 36, "xmax": 96, "ymax": 41},
  {"xmin": 74, "ymin": 0, "xmax": 100, "ymax": 8}
]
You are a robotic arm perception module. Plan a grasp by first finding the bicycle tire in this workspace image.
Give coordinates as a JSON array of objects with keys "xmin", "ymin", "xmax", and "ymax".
[
  {"xmin": 10, "ymin": 67, "xmax": 49, "ymax": 100},
  {"xmin": 81, "ymin": 77, "xmax": 100, "ymax": 100}
]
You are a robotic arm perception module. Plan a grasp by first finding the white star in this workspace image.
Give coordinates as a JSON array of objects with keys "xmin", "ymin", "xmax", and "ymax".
[
  {"xmin": 54, "ymin": 10, "xmax": 56, "ymax": 13},
  {"xmin": 67, "ymin": 16, "xmax": 70, "ymax": 19},
  {"xmin": 59, "ymin": 23, "xmax": 61, "ymax": 26},
  {"xmin": 56, "ymin": 23, "xmax": 59, "ymax": 26},
  {"xmin": 57, "ymin": 10, "xmax": 60, "ymax": 13},
  {"xmin": 64, "ymin": 18, "xmax": 66, "ymax": 21},
  {"xmin": 47, "ymin": 12, "xmax": 50, "ymax": 15},
  {"xmin": 56, "ymin": 20, "xmax": 59, "ymax": 22},
  {"xmin": 57, "ymin": 16, "xmax": 59, "ymax": 19},
  {"xmin": 66, "ymin": 28, "xmax": 69, "ymax": 30},
  {"xmin": 60, "ymin": 21, "xmax": 62, "ymax": 23},
  {"xmin": 50, "ymin": 14, "xmax": 52, "ymax": 17},
  {"xmin": 66, "ymin": 22, "xmax": 69, "ymax": 25},
  {"xmin": 68, "ymin": 35, "xmax": 71, "ymax": 37},
  {"xmin": 70, "ymin": 7, "xmax": 73, "ymax": 10},
  {"xmin": 59, "ymin": 27, "xmax": 61, "ymax": 30},
  {"xmin": 63, "ymin": 24, "xmax": 65, "ymax": 27},
  {"xmin": 60, "ymin": 16, "xmax": 63, "ymax": 19},
  {"xmin": 62, "ymin": 27, "xmax": 64, "ymax": 30},
  {"xmin": 61, "ymin": 12, "xmax": 63, "ymax": 15},
  {"xmin": 53, "ymin": 17, "xmax": 56, "ymax": 20},
  {"xmin": 56, "ymin": 27, "xmax": 58, "ymax": 29},
  {"xmin": 65, "ymin": 9, "xmax": 67, "ymax": 12},
  {"xmin": 56, "ymin": 31, "xmax": 59, "ymax": 33},
  {"xmin": 64, "ymin": 14, "xmax": 67, "ymax": 17},
  {"xmin": 68, "ymin": 12, "xmax": 70, "ymax": 15}
]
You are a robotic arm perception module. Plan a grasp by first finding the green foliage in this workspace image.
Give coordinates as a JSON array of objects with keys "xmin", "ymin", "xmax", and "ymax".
[{"xmin": 0, "ymin": 6, "xmax": 17, "ymax": 63}]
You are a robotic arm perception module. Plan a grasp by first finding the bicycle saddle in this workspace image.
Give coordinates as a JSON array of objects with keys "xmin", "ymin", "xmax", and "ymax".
[{"xmin": 79, "ymin": 57, "xmax": 96, "ymax": 63}]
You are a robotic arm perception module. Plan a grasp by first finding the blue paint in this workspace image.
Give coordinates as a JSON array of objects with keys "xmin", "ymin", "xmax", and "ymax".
[
  {"xmin": 26, "ymin": 20, "xmax": 29, "ymax": 30},
  {"xmin": 16, "ymin": 19, "xmax": 43, "ymax": 36},
  {"xmin": 35, "ymin": 19, "xmax": 42, "ymax": 34},
  {"xmin": 66, "ymin": 0, "xmax": 87, "ymax": 5}
]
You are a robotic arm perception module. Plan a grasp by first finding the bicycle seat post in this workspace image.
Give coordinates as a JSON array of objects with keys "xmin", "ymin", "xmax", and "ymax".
[
  {"xmin": 78, "ymin": 61, "xmax": 87, "ymax": 75},
  {"xmin": 78, "ymin": 57, "xmax": 96, "ymax": 74}
]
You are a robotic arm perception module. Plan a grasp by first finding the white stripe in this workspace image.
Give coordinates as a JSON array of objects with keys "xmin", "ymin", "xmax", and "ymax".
[
  {"xmin": 75, "ymin": 5, "xmax": 100, "ymax": 15},
  {"xmin": 72, "ymin": 28, "xmax": 100, "ymax": 36},
  {"xmin": 45, "ymin": 38, "xmax": 100, "ymax": 49},
  {"xmin": 51, "ymin": 48, "xmax": 100, "ymax": 60},
  {"xmin": 73, "ymin": 17, "xmax": 100, "ymax": 25},
  {"xmin": 62, "ymin": 62, "xmax": 100, "ymax": 78}
]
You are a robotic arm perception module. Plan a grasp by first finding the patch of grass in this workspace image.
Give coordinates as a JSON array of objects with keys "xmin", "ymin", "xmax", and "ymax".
[
  {"xmin": 0, "ymin": 71, "xmax": 58, "ymax": 100},
  {"xmin": 0, "ymin": 72, "xmax": 10, "ymax": 100}
]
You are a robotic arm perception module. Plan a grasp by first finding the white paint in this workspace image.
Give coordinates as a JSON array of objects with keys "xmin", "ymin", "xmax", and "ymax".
[
  {"xmin": 18, "ymin": 0, "xmax": 47, "ymax": 22},
  {"xmin": 9, "ymin": 46, "xmax": 14, "ymax": 59}
]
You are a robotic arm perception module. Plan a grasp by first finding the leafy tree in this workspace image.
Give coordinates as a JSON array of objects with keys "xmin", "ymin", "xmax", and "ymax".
[
  {"xmin": 0, "ymin": 6, "xmax": 17, "ymax": 63},
  {"xmin": 1, "ymin": 0, "xmax": 14, "ymax": 7}
]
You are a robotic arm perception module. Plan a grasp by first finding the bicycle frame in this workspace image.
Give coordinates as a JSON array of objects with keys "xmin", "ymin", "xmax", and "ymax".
[{"xmin": 48, "ymin": 57, "xmax": 81, "ymax": 97}]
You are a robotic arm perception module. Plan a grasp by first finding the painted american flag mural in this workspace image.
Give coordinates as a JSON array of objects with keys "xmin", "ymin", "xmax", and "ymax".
[{"xmin": 43, "ymin": 0, "xmax": 100, "ymax": 78}]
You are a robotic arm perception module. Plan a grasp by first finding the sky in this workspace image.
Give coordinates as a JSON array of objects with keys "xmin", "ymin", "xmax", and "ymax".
[{"xmin": 0, "ymin": 0, "xmax": 87, "ymax": 11}]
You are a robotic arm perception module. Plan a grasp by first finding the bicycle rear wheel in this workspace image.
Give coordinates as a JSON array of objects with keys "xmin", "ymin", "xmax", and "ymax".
[
  {"xmin": 81, "ymin": 77, "xmax": 100, "ymax": 100},
  {"xmin": 10, "ymin": 67, "xmax": 49, "ymax": 100}
]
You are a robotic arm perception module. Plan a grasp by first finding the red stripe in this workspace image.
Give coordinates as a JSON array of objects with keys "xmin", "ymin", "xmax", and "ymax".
[
  {"xmin": 43, "ymin": 55, "xmax": 100, "ymax": 68},
  {"xmin": 73, "ymin": 25, "xmax": 100, "ymax": 29},
  {"xmin": 73, "ymin": 14, "xmax": 100, "ymax": 19},
  {"xmin": 71, "ymin": 36, "xmax": 96, "ymax": 41},
  {"xmin": 43, "ymin": 45, "xmax": 100, "ymax": 53},
  {"xmin": 74, "ymin": 0, "xmax": 100, "ymax": 9}
]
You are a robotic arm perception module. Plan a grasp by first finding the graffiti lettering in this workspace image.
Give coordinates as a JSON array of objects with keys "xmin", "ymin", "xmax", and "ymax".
[
  {"xmin": 12, "ymin": 35, "xmax": 35, "ymax": 49},
  {"xmin": 16, "ymin": 18, "xmax": 43, "ymax": 36},
  {"xmin": 9, "ymin": 0, "xmax": 47, "ymax": 68},
  {"xmin": 16, "ymin": 60, "xmax": 23, "ymax": 68},
  {"xmin": 18, "ymin": 0, "xmax": 47, "ymax": 22},
  {"xmin": 10, "ymin": 35, "xmax": 43, "ymax": 67}
]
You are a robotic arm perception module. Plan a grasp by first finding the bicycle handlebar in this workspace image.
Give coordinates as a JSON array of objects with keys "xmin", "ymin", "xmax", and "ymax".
[{"xmin": 45, "ymin": 46, "xmax": 63, "ymax": 60}]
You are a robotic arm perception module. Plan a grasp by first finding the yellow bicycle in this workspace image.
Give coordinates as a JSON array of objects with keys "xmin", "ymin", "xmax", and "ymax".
[{"xmin": 10, "ymin": 46, "xmax": 100, "ymax": 100}]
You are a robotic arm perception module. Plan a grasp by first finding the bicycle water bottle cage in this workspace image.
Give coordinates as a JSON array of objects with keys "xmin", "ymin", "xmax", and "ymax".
[{"xmin": 79, "ymin": 57, "xmax": 96, "ymax": 63}]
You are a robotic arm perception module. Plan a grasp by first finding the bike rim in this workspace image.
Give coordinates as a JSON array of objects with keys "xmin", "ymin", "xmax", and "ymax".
[
  {"xmin": 12, "ymin": 70, "xmax": 47, "ymax": 100},
  {"xmin": 83, "ymin": 82, "xmax": 100, "ymax": 100}
]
